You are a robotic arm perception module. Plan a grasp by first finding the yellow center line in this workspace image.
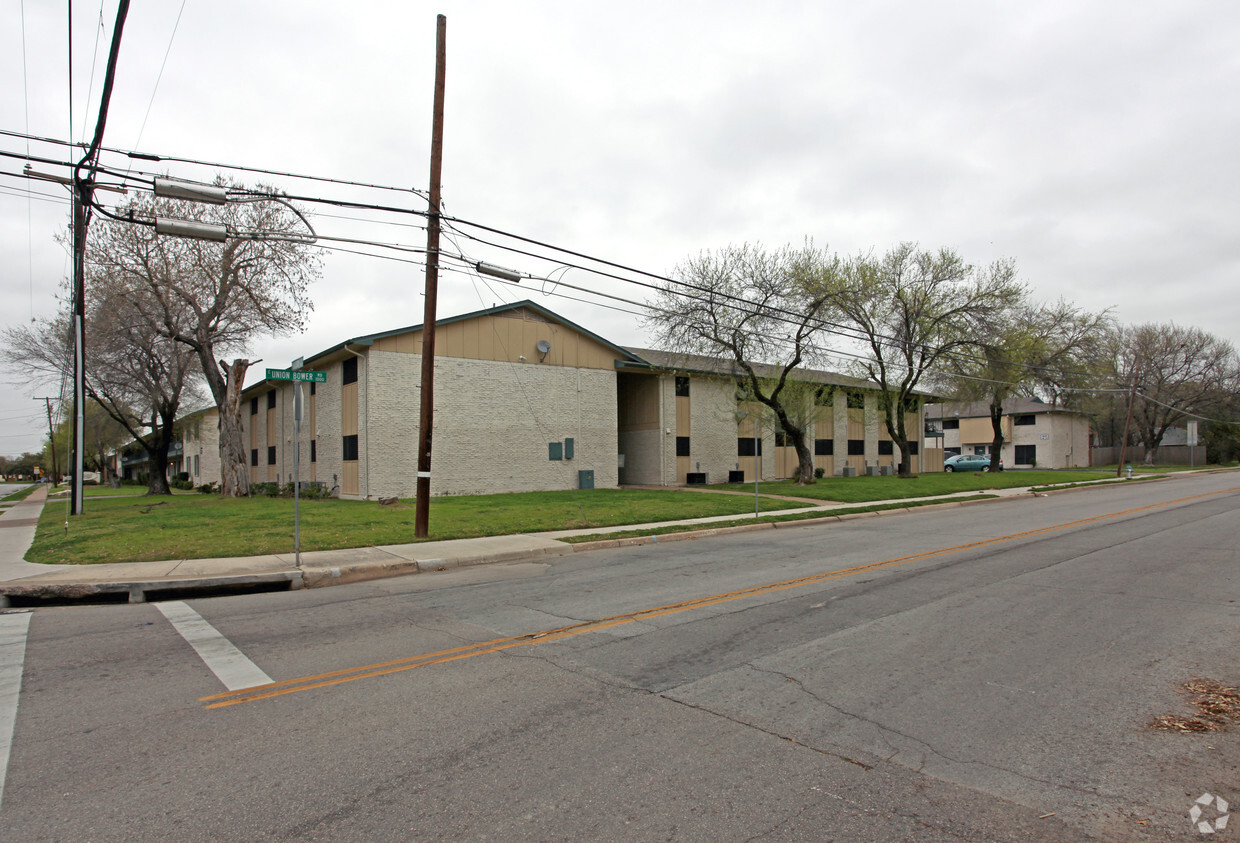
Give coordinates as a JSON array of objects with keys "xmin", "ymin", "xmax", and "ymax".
[{"xmin": 204, "ymin": 484, "xmax": 1239, "ymax": 709}]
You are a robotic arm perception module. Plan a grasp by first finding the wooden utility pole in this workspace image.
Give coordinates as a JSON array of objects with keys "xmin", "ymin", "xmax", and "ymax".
[
  {"xmin": 70, "ymin": 0, "xmax": 130, "ymax": 514},
  {"xmin": 36, "ymin": 397, "xmax": 60, "ymax": 485},
  {"xmin": 1116, "ymin": 359, "xmax": 1141, "ymax": 477},
  {"xmin": 415, "ymin": 14, "xmax": 446, "ymax": 539}
]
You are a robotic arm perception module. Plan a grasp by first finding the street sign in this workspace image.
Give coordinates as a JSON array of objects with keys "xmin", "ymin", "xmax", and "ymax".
[{"xmin": 266, "ymin": 368, "xmax": 326, "ymax": 383}]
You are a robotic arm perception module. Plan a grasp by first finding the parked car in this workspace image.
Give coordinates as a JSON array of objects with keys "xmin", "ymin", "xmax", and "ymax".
[{"xmin": 944, "ymin": 453, "xmax": 1002, "ymax": 472}]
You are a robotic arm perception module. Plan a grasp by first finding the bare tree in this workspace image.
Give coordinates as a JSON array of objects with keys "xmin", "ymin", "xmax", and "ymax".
[
  {"xmin": 1110, "ymin": 323, "xmax": 1240, "ymax": 464},
  {"xmin": 831, "ymin": 244, "xmax": 1026, "ymax": 475},
  {"xmin": 88, "ymin": 181, "xmax": 321, "ymax": 496},
  {"xmin": 3, "ymin": 283, "xmax": 202, "ymax": 495},
  {"xmin": 645, "ymin": 243, "xmax": 842, "ymax": 484}
]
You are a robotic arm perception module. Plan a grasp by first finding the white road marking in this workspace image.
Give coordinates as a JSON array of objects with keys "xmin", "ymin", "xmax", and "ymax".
[
  {"xmin": 155, "ymin": 601, "xmax": 273, "ymax": 691},
  {"xmin": 0, "ymin": 611, "xmax": 33, "ymax": 810}
]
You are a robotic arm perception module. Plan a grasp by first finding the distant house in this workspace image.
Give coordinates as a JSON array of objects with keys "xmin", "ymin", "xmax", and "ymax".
[
  {"xmin": 923, "ymin": 398, "xmax": 1090, "ymax": 469},
  {"xmin": 179, "ymin": 300, "xmax": 937, "ymax": 498}
]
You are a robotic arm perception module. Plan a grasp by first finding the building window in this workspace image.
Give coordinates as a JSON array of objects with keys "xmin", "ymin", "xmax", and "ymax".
[
  {"xmin": 193, "ymin": 455, "xmax": 200, "ymax": 476},
  {"xmin": 343, "ymin": 434, "xmax": 359, "ymax": 461},
  {"xmin": 774, "ymin": 431, "xmax": 788, "ymax": 447},
  {"xmin": 846, "ymin": 392, "xmax": 865, "ymax": 410},
  {"xmin": 878, "ymin": 440, "xmax": 894, "ymax": 456},
  {"xmin": 847, "ymin": 439, "xmax": 865, "ymax": 456},
  {"xmin": 342, "ymin": 357, "xmax": 358, "ymax": 385},
  {"xmin": 250, "ymin": 449, "xmax": 258, "ymax": 467},
  {"xmin": 267, "ymin": 390, "xmax": 276, "ymax": 410},
  {"xmin": 942, "ymin": 418, "xmax": 959, "ymax": 430},
  {"xmin": 1015, "ymin": 444, "xmax": 1037, "ymax": 464},
  {"xmin": 267, "ymin": 445, "xmax": 276, "ymax": 465},
  {"xmin": 1014, "ymin": 414, "xmax": 1036, "ymax": 426},
  {"xmin": 814, "ymin": 386, "xmax": 834, "ymax": 406},
  {"xmin": 310, "ymin": 439, "xmax": 316, "ymax": 463},
  {"xmin": 310, "ymin": 381, "xmax": 316, "ymax": 396},
  {"xmin": 675, "ymin": 376, "xmax": 690, "ymax": 397},
  {"xmin": 814, "ymin": 439, "xmax": 833, "ymax": 456},
  {"xmin": 676, "ymin": 436, "xmax": 690, "ymax": 457},
  {"xmin": 250, "ymin": 397, "xmax": 258, "ymax": 416},
  {"xmin": 908, "ymin": 442, "xmax": 919, "ymax": 455},
  {"xmin": 738, "ymin": 438, "xmax": 763, "ymax": 457}
]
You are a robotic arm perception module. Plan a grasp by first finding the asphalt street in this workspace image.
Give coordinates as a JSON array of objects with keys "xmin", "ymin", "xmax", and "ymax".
[{"xmin": 2, "ymin": 472, "xmax": 1237, "ymax": 840}]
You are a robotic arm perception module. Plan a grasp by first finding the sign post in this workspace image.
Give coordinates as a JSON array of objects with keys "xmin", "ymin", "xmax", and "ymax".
[
  {"xmin": 268, "ymin": 365, "xmax": 323, "ymax": 569},
  {"xmin": 291, "ymin": 358, "xmax": 303, "ymax": 570}
]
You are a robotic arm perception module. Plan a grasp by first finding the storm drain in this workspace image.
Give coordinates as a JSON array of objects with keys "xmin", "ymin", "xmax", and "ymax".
[{"xmin": 0, "ymin": 572, "xmax": 303, "ymax": 608}]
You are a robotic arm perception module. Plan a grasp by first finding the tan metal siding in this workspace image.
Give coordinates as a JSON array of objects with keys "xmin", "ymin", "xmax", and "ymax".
[{"xmin": 370, "ymin": 310, "xmax": 621, "ymax": 370}]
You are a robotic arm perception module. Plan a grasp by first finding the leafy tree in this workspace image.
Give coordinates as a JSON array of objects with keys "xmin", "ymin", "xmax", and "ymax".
[
  {"xmin": 88, "ymin": 180, "xmax": 321, "ymax": 496},
  {"xmin": 645, "ymin": 243, "xmax": 842, "ymax": 484},
  {"xmin": 1110, "ymin": 323, "xmax": 1240, "ymax": 464},
  {"xmin": 949, "ymin": 299, "xmax": 1111, "ymax": 470},
  {"xmin": 829, "ymin": 244, "xmax": 1026, "ymax": 475}
]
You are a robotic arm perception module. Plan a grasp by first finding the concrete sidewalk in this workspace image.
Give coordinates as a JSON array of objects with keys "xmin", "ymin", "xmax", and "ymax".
[{"xmin": 0, "ymin": 478, "xmax": 1127, "ymax": 605}]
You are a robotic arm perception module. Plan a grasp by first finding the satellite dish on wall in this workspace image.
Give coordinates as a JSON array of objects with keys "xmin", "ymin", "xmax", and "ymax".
[{"xmin": 536, "ymin": 340, "xmax": 552, "ymax": 361}]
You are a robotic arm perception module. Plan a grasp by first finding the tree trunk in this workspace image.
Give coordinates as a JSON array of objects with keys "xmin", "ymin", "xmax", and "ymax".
[
  {"xmin": 988, "ymin": 400, "xmax": 1005, "ymax": 471},
  {"xmin": 790, "ymin": 432, "xmax": 815, "ymax": 484},
  {"xmin": 145, "ymin": 439, "xmax": 172, "ymax": 496},
  {"xmin": 218, "ymin": 359, "xmax": 251, "ymax": 497}
]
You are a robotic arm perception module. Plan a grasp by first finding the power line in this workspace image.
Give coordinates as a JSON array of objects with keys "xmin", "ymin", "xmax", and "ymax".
[
  {"xmin": 2, "ymin": 129, "xmax": 1122, "ymax": 393},
  {"xmin": 131, "ymin": 0, "xmax": 188, "ymax": 151}
]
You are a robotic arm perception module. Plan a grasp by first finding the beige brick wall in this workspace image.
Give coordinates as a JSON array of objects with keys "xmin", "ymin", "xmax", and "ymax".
[
  {"xmin": 686, "ymin": 376, "xmax": 742, "ymax": 484},
  {"xmin": 363, "ymin": 351, "xmax": 619, "ymax": 498},
  {"xmin": 180, "ymin": 409, "xmax": 220, "ymax": 486},
  {"xmin": 619, "ymin": 428, "xmax": 661, "ymax": 484},
  {"xmin": 315, "ymin": 358, "xmax": 347, "ymax": 495}
]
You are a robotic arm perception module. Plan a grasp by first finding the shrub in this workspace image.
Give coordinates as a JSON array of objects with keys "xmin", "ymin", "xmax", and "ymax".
[
  {"xmin": 250, "ymin": 482, "xmax": 282, "ymax": 497},
  {"xmin": 814, "ymin": 467, "xmax": 825, "ymax": 479},
  {"xmin": 195, "ymin": 482, "xmax": 219, "ymax": 494},
  {"xmin": 171, "ymin": 478, "xmax": 194, "ymax": 491}
]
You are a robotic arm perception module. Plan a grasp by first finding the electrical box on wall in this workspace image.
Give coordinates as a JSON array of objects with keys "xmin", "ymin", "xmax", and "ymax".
[
  {"xmin": 578, "ymin": 469, "xmax": 594, "ymax": 489},
  {"xmin": 564, "ymin": 438, "xmax": 574, "ymax": 459},
  {"xmin": 548, "ymin": 442, "xmax": 563, "ymax": 461}
]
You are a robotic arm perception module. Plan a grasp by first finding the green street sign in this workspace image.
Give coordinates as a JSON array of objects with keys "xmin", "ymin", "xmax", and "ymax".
[{"xmin": 266, "ymin": 368, "xmax": 326, "ymax": 383}]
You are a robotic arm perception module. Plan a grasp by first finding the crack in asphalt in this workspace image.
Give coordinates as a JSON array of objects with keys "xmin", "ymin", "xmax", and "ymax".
[{"xmin": 741, "ymin": 662, "xmax": 1121, "ymax": 803}]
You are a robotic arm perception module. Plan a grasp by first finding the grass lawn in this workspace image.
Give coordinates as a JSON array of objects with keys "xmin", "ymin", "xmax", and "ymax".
[
  {"xmin": 28, "ymin": 488, "xmax": 802, "ymax": 566},
  {"xmin": 729, "ymin": 470, "xmax": 1114, "ymax": 503},
  {"xmin": 49, "ymin": 485, "xmax": 195, "ymax": 498},
  {"xmin": 1, "ymin": 485, "xmax": 39, "ymax": 503}
]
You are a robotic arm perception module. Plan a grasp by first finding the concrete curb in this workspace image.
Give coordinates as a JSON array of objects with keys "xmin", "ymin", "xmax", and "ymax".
[{"xmin": 567, "ymin": 494, "xmax": 1009, "ymax": 552}]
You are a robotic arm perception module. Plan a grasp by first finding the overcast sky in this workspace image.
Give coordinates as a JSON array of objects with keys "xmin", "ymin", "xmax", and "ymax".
[{"xmin": 2, "ymin": 1, "xmax": 1238, "ymax": 456}]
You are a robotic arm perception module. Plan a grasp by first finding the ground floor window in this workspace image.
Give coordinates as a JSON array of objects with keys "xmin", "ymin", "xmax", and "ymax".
[
  {"xmin": 250, "ymin": 449, "xmax": 258, "ymax": 467},
  {"xmin": 814, "ymin": 439, "xmax": 832, "ymax": 455},
  {"xmin": 1015, "ymin": 444, "xmax": 1037, "ymax": 465},
  {"xmin": 676, "ymin": 436, "xmax": 690, "ymax": 457},
  {"xmin": 878, "ymin": 441, "xmax": 894, "ymax": 455},
  {"xmin": 267, "ymin": 446, "xmax": 276, "ymax": 465},
  {"xmin": 343, "ymin": 434, "xmax": 359, "ymax": 461},
  {"xmin": 310, "ymin": 439, "xmax": 317, "ymax": 462},
  {"xmin": 738, "ymin": 438, "xmax": 763, "ymax": 456},
  {"xmin": 847, "ymin": 439, "xmax": 865, "ymax": 456}
]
